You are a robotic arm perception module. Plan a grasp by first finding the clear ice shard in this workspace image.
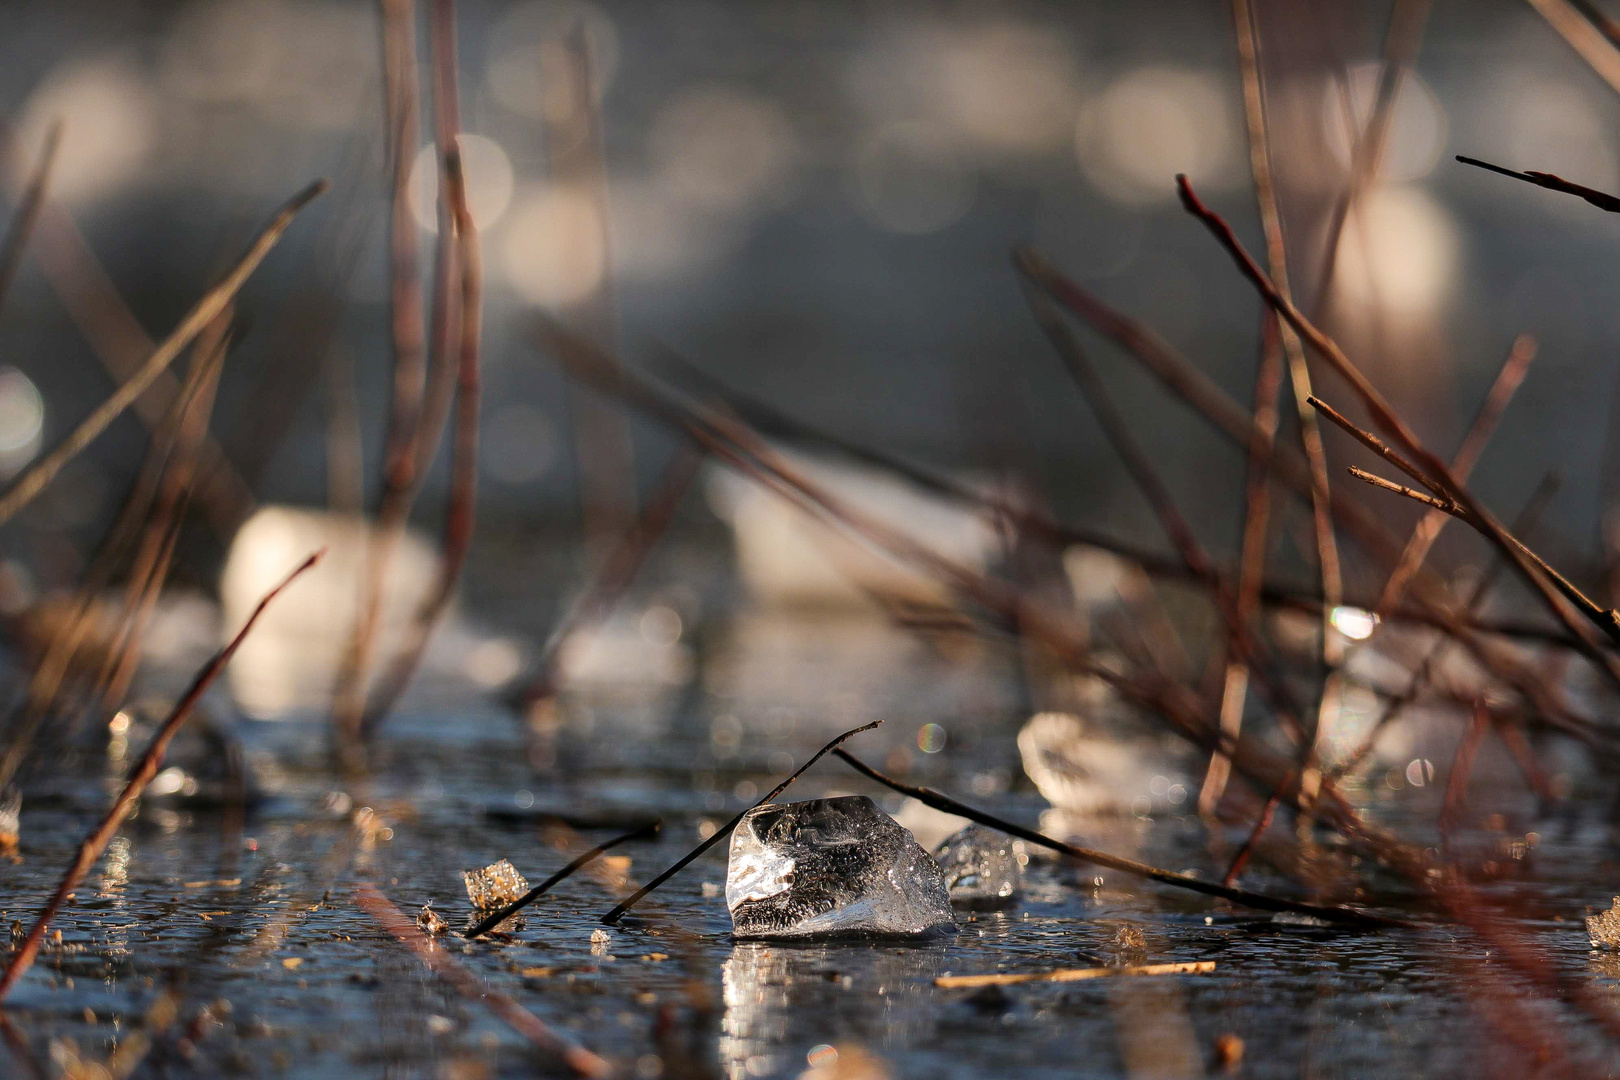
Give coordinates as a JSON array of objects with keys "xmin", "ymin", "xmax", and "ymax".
[
  {"xmin": 463, "ymin": 859, "xmax": 529, "ymax": 909},
  {"xmin": 462, "ymin": 859, "xmax": 529, "ymax": 933},
  {"xmin": 1589, "ymin": 897, "xmax": 1620, "ymax": 949},
  {"xmin": 725, "ymin": 795, "xmax": 957, "ymax": 940},
  {"xmin": 932, "ymin": 825, "xmax": 1026, "ymax": 907}
]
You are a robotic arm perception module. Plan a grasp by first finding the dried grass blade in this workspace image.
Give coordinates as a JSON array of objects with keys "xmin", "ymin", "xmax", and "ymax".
[{"xmin": 0, "ymin": 179, "xmax": 325, "ymax": 529}]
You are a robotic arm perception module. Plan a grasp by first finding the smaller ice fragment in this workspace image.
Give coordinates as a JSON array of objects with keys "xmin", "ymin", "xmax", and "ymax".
[
  {"xmin": 726, "ymin": 795, "xmax": 956, "ymax": 940},
  {"xmin": 463, "ymin": 859, "xmax": 529, "ymax": 910},
  {"xmin": 932, "ymin": 825, "xmax": 1026, "ymax": 907},
  {"xmin": 1588, "ymin": 897, "xmax": 1620, "ymax": 949}
]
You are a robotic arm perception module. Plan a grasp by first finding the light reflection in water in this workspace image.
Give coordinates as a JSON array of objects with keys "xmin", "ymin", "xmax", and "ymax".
[{"xmin": 720, "ymin": 942, "xmax": 945, "ymax": 1080}]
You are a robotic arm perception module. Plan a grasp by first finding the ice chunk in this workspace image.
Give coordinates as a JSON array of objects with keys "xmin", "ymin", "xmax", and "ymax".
[
  {"xmin": 1588, "ymin": 897, "xmax": 1620, "ymax": 949},
  {"xmin": 462, "ymin": 859, "xmax": 529, "ymax": 933},
  {"xmin": 932, "ymin": 825, "xmax": 1025, "ymax": 907},
  {"xmin": 726, "ymin": 795, "xmax": 956, "ymax": 940}
]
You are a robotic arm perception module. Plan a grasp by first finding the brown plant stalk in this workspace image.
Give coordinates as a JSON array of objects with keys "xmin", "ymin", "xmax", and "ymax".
[
  {"xmin": 1177, "ymin": 173, "xmax": 1620, "ymax": 689},
  {"xmin": 358, "ymin": 0, "xmax": 483, "ymax": 739},
  {"xmin": 331, "ymin": 0, "xmax": 435, "ymax": 748},
  {"xmin": 0, "ymin": 121, "xmax": 59, "ymax": 318}
]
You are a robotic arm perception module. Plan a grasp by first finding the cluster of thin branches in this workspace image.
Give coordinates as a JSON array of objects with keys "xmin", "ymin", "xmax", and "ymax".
[{"xmin": 5, "ymin": 0, "xmax": 1620, "ymax": 1075}]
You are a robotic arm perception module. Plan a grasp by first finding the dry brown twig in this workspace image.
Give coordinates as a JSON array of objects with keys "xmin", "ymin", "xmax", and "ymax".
[
  {"xmin": 1022, "ymin": 286, "xmax": 1314, "ymax": 762},
  {"xmin": 331, "ymin": 0, "xmax": 436, "ymax": 749},
  {"xmin": 1374, "ymin": 334, "xmax": 1536, "ymax": 614},
  {"xmin": 91, "ymin": 319, "xmax": 231, "ymax": 717},
  {"xmin": 354, "ymin": 882, "xmax": 610, "ymax": 1077},
  {"xmin": 1, "ymin": 123, "xmax": 258, "ymax": 535},
  {"xmin": 936, "ymin": 963, "xmax": 1216, "ymax": 989},
  {"xmin": 1457, "ymin": 155, "xmax": 1620, "ymax": 214},
  {"xmin": 0, "ymin": 550, "xmax": 322, "ymax": 1002},
  {"xmin": 1328, "ymin": 472, "xmax": 1561, "ymax": 784},
  {"xmin": 1524, "ymin": 0, "xmax": 1620, "ymax": 96},
  {"xmin": 1231, "ymin": 0, "xmax": 1344, "ymax": 673},
  {"xmin": 1016, "ymin": 249, "xmax": 1607, "ymax": 754}
]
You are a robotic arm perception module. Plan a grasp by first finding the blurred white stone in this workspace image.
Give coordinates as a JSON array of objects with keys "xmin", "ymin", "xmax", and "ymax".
[
  {"xmin": 219, "ymin": 506, "xmax": 511, "ymax": 717},
  {"xmin": 706, "ymin": 454, "xmax": 1002, "ymax": 610},
  {"xmin": 1018, "ymin": 711, "xmax": 1191, "ymax": 818}
]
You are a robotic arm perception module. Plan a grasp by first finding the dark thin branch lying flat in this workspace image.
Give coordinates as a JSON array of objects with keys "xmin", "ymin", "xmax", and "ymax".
[
  {"xmin": 1457, "ymin": 155, "xmax": 1620, "ymax": 213},
  {"xmin": 600, "ymin": 721, "xmax": 881, "ymax": 925},
  {"xmin": 832, "ymin": 749, "xmax": 1408, "ymax": 929},
  {"xmin": 466, "ymin": 819, "xmax": 661, "ymax": 939}
]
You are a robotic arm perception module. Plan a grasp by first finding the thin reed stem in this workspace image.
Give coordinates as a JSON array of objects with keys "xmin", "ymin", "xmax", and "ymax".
[
  {"xmin": 0, "ymin": 180, "xmax": 325, "ymax": 529},
  {"xmin": 0, "ymin": 121, "xmax": 59, "ymax": 318}
]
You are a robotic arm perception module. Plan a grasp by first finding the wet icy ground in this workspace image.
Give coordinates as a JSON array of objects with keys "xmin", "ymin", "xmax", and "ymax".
[{"xmin": 5, "ymin": 689, "xmax": 1620, "ymax": 1080}]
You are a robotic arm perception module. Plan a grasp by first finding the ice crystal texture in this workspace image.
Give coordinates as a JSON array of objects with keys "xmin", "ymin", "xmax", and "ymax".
[
  {"xmin": 462, "ymin": 859, "xmax": 529, "ymax": 909},
  {"xmin": 1588, "ymin": 897, "xmax": 1620, "ymax": 949},
  {"xmin": 726, "ymin": 795, "xmax": 956, "ymax": 940},
  {"xmin": 933, "ymin": 825, "xmax": 1025, "ymax": 907}
]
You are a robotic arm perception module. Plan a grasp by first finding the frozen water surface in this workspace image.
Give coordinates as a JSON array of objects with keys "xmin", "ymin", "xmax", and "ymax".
[{"xmin": 3, "ymin": 596, "xmax": 1618, "ymax": 1079}]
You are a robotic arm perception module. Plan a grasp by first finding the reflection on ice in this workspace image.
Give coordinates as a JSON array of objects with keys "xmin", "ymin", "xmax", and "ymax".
[{"xmin": 721, "ymin": 942, "xmax": 940, "ymax": 1080}]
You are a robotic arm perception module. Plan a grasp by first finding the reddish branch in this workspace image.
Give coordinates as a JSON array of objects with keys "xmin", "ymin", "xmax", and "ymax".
[
  {"xmin": 1177, "ymin": 174, "xmax": 1620, "ymax": 690},
  {"xmin": 332, "ymin": 0, "xmax": 431, "ymax": 748},
  {"xmin": 354, "ymin": 883, "xmax": 609, "ymax": 1076}
]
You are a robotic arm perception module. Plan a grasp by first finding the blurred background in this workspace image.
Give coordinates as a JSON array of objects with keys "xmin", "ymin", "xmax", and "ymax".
[{"xmin": 0, "ymin": 0, "xmax": 1616, "ymax": 633}]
